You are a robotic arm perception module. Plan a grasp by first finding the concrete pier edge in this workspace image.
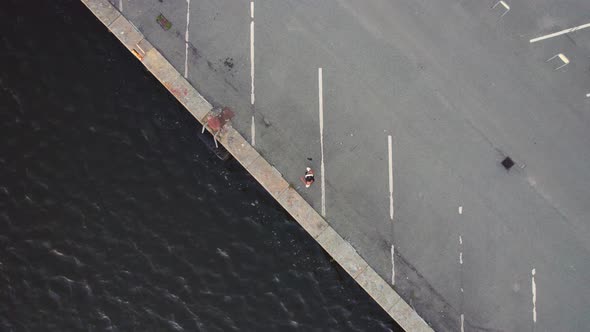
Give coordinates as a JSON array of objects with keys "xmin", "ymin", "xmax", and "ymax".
[{"xmin": 81, "ymin": 1, "xmax": 433, "ymax": 330}]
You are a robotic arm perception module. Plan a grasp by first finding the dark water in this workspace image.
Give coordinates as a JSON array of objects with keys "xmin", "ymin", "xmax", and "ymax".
[{"xmin": 0, "ymin": 1, "xmax": 400, "ymax": 331}]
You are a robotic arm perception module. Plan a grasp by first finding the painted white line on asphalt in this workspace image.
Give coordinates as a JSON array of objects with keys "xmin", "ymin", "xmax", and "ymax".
[
  {"xmin": 459, "ymin": 235, "xmax": 463, "ymax": 264},
  {"xmin": 460, "ymin": 236, "xmax": 464, "ymax": 332},
  {"xmin": 118, "ymin": 0, "xmax": 122, "ymax": 12},
  {"xmin": 184, "ymin": 0, "xmax": 191, "ymax": 78},
  {"xmin": 532, "ymin": 268, "xmax": 537, "ymax": 323},
  {"xmin": 318, "ymin": 67, "xmax": 326, "ymax": 216},
  {"xmin": 530, "ymin": 23, "xmax": 590, "ymax": 43},
  {"xmin": 586, "ymin": 93, "xmax": 590, "ymax": 98},
  {"xmin": 388, "ymin": 135, "xmax": 394, "ymax": 220},
  {"xmin": 250, "ymin": 21, "xmax": 255, "ymax": 105},
  {"xmin": 251, "ymin": 116, "xmax": 256, "ymax": 146},
  {"xmin": 458, "ymin": 206, "xmax": 463, "ymax": 215},
  {"xmin": 391, "ymin": 245, "xmax": 395, "ymax": 285},
  {"xmin": 249, "ymin": 2, "xmax": 255, "ymax": 147}
]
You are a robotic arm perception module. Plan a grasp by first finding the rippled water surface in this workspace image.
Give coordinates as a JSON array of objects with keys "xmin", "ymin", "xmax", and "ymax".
[{"xmin": 0, "ymin": 1, "xmax": 400, "ymax": 331}]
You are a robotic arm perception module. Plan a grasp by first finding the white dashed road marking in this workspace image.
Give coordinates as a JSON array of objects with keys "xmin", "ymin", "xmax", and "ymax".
[
  {"xmin": 388, "ymin": 135, "xmax": 394, "ymax": 220},
  {"xmin": 250, "ymin": 21, "xmax": 255, "ymax": 105},
  {"xmin": 250, "ymin": 2, "xmax": 255, "ymax": 145},
  {"xmin": 459, "ymin": 235, "xmax": 463, "ymax": 265},
  {"xmin": 184, "ymin": 0, "xmax": 191, "ymax": 78},
  {"xmin": 391, "ymin": 245, "xmax": 395, "ymax": 285},
  {"xmin": 532, "ymin": 268, "xmax": 537, "ymax": 323},
  {"xmin": 251, "ymin": 116, "xmax": 256, "ymax": 146},
  {"xmin": 458, "ymin": 205, "xmax": 463, "ymax": 214},
  {"xmin": 459, "ymin": 235, "xmax": 464, "ymax": 330},
  {"xmin": 318, "ymin": 68, "xmax": 326, "ymax": 216},
  {"xmin": 118, "ymin": 0, "xmax": 122, "ymax": 12}
]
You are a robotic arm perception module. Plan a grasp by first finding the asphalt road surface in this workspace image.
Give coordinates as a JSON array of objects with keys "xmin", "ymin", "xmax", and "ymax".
[{"xmin": 117, "ymin": 0, "xmax": 590, "ymax": 330}]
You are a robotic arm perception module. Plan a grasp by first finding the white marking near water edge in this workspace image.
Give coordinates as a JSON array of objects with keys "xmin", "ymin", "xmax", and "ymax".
[
  {"xmin": 532, "ymin": 268, "xmax": 537, "ymax": 323},
  {"xmin": 318, "ymin": 68, "xmax": 326, "ymax": 216},
  {"xmin": 184, "ymin": 0, "xmax": 191, "ymax": 78},
  {"xmin": 391, "ymin": 245, "xmax": 395, "ymax": 285},
  {"xmin": 461, "ymin": 313, "xmax": 464, "ymax": 332},
  {"xmin": 250, "ymin": 21, "xmax": 255, "ymax": 104},
  {"xmin": 388, "ymin": 135, "xmax": 394, "ymax": 220},
  {"xmin": 530, "ymin": 23, "xmax": 590, "ymax": 43},
  {"xmin": 251, "ymin": 116, "xmax": 256, "ymax": 146}
]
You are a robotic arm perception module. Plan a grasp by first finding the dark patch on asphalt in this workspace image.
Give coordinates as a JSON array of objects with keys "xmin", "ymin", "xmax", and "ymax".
[
  {"xmin": 223, "ymin": 57, "xmax": 234, "ymax": 69},
  {"xmin": 188, "ymin": 44, "xmax": 200, "ymax": 58},
  {"xmin": 206, "ymin": 60, "xmax": 215, "ymax": 72}
]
